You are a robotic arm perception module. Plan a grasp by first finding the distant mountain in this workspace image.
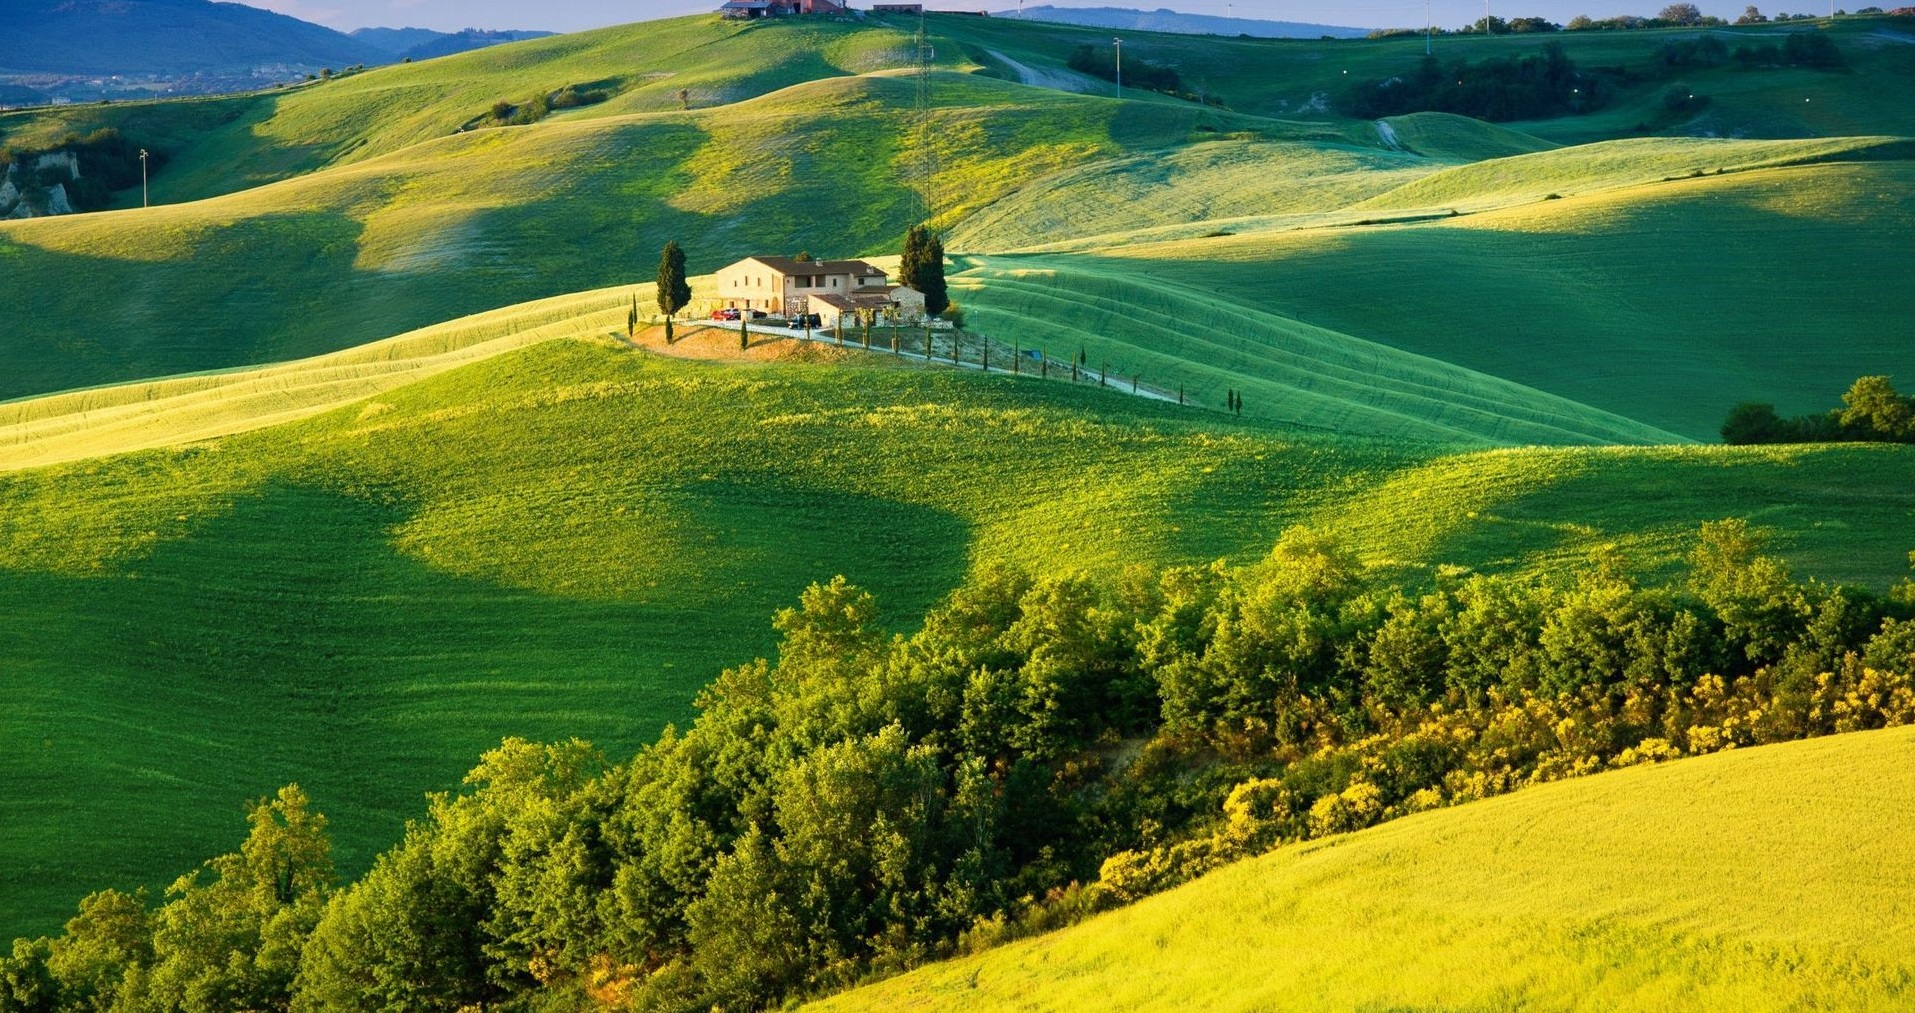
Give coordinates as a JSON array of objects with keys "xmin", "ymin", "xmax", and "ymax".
[
  {"xmin": 351, "ymin": 27, "xmax": 556, "ymax": 63},
  {"xmin": 348, "ymin": 26, "xmax": 451, "ymax": 58},
  {"xmin": 994, "ymin": 6, "xmax": 1368, "ymax": 39},
  {"xmin": 0, "ymin": 0, "xmax": 383, "ymax": 76}
]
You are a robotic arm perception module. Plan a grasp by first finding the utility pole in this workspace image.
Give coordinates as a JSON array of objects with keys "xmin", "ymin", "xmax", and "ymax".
[
  {"xmin": 1427, "ymin": 0, "xmax": 1433, "ymax": 54},
  {"xmin": 139, "ymin": 148, "xmax": 148, "ymax": 208},
  {"xmin": 1113, "ymin": 37, "xmax": 1122, "ymax": 99},
  {"xmin": 1484, "ymin": 0, "xmax": 1492, "ymax": 34}
]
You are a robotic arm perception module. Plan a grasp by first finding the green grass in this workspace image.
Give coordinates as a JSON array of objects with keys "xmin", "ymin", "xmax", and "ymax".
[
  {"xmin": 1377, "ymin": 111, "xmax": 1560, "ymax": 161},
  {"xmin": 919, "ymin": 12, "xmax": 1915, "ymax": 141},
  {"xmin": 1353, "ymin": 133, "xmax": 1914, "ymax": 214},
  {"xmin": 3, "ymin": 309, "xmax": 1912, "ymax": 936},
  {"xmin": 4, "ymin": 13, "xmax": 1909, "ymax": 446},
  {"xmin": 7, "ymin": 12, "xmax": 1911, "ymax": 210},
  {"xmin": 946, "ymin": 138, "xmax": 1436, "ymax": 252},
  {"xmin": 0, "ymin": 16, "xmax": 935, "ymax": 205},
  {"xmin": 810, "ymin": 726, "xmax": 1915, "ymax": 1013},
  {"xmin": 1008, "ymin": 157, "xmax": 1915, "ymax": 441},
  {"xmin": 949, "ymin": 254, "xmax": 1684, "ymax": 446}
]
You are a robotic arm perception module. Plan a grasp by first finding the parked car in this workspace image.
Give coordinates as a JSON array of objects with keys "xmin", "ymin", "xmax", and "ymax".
[
  {"xmin": 746, "ymin": 309, "xmax": 768, "ymax": 320},
  {"xmin": 796, "ymin": 313, "xmax": 823, "ymax": 328},
  {"xmin": 711, "ymin": 307, "xmax": 741, "ymax": 321}
]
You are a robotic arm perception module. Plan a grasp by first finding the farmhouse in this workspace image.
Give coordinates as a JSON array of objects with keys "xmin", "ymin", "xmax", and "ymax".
[
  {"xmin": 718, "ymin": 0, "xmax": 847, "ymax": 18},
  {"xmin": 713, "ymin": 255, "xmax": 926, "ymax": 325}
]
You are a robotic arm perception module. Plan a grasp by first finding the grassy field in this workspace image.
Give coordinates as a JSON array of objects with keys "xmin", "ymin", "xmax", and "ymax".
[
  {"xmin": 0, "ymin": 16, "xmax": 934, "ymax": 205},
  {"xmin": 11, "ymin": 96, "xmax": 1902, "ymax": 441},
  {"xmin": 970, "ymin": 156, "xmax": 1915, "ymax": 441},
  {"xmin": 4, "ymin": 5, "xmax": 1913, "ymax": 949},
  {"xmin": 932, "ymin": 12, "xmax": 1915, "ymax": 140},
  {"xmin": 3, "ymin": 13, "xmax": 1909, "ymax": 443},
  {"xmin": 7, "ymin": 12, "xmax": 1912, "ymax": 209},
  {"xmin": 811, "ymin": 726, "xmax": 1915, "ymax": 1013},
  {"xmin": 0, "ymin": 71, "xmax": 1253, "ymax": 400},
  {"xmin": 3, "ymin": 309, "xmax": 1913, "ymax": 936}
]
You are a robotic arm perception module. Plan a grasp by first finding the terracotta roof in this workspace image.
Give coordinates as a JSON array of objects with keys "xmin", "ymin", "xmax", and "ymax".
[
  {"xmin": 810, "ymin": 291, "xmax": 905, "ymax": 310},
  {"xmin": 746, "ymin": 256, "xmax": 886, "ymax": 278}
]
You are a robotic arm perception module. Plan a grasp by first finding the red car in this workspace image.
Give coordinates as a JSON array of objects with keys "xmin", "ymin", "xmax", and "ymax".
[{"xmin": 711, "ymin": 307, "xmax": 741, "ymax": 321}]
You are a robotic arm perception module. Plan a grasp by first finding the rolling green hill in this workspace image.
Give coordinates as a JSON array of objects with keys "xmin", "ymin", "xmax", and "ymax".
[
  {"xmin": 6, "ymin": 83, "xmax": 1907, "ymax": 441},
  {"xmin": 0, "ymin": 72, "xmax": 1244, "ymax": 401},
  {"xmin": 3, "ymin": 302, "xmax": 1913, "ymax": 935},
  {"xmin": 5, "ymin": 7, "xmax": 1915, "ymax": 946},
  {"xmin": 965, "ymin": 156, "xmax": 1915, "ymax": 441},
  {"xmin": 811, "ymin": 726, "xmax": 1915, "ymax": 1013},
  {"xmin": 9, "ymin": 12, "xmax": 1914, "ymax": 211},
  {"xmin": 3, "ymin": 13, "xmax": 1910, "ymax": 445},
  {"xmin": 0, "ymin": 16, "xmax": 931, "ymax": 205},
  {"xmin": 937, "ymin": 12, "xmax": 1915, "ymax": 141}
]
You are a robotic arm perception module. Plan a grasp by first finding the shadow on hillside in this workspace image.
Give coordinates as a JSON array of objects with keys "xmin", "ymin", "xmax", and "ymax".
[{"xmin": 0, "ymin": 477, "xmax": 967, "ymax": 937}]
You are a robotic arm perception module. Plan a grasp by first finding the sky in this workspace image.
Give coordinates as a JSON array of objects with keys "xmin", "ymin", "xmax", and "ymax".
[{"xmin": 237, "ymin": 1, "xmax": 1816, "ymax": 34}]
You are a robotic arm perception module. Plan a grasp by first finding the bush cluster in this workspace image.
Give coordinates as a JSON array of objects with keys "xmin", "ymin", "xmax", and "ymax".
[
  {"xmin": 1722, "ymin": 375, "xmax": 1914, "ymax": 444},
  {"xmin": 4, "ymin": 521, "xmax": 1912, "ymax": 1012},
  {"xmin": 1732, "ymin": 31, "xmax": 1846, "ymax": 69},
  {"xmin": 1336, "ymin": 44, "xmax": 1607, "ymax": 122},
  {"xmin": 485, "ymin": 84, "xmax": 613, "ymax": 128}
]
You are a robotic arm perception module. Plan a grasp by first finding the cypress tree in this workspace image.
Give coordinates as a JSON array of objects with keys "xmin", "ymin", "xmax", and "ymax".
[
  {"xmin": 920, "ymin": 231, "xmax": 948, "ymax": 317},
  {"xmin": 900, "ymin": 224, "xmax": 949, "ymax": 318},
  {"xmin": 900, "ymin": 225, "xmax": 926, "ymax": 298},
  {"xmin": 656, "ymin": 241, "xmax": 691, "ymax": 344}
]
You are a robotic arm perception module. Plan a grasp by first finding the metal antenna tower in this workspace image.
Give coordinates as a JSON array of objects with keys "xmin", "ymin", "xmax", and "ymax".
[{"xmin": 914, "ymin": 9, "xmax": 938, "ymax": 226}]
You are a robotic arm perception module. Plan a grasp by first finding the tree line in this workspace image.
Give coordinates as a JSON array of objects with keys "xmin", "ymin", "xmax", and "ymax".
[
  {"xmin": 1370, "ymin": 4, "xmax": 1875, "ymax": 35},
  {"xmin": 1337, "ymin": 44, "xmax": 1607, "ymax": 122},
  {"xmin": 1722, "ymin": 375, "xmax": 1915, "ymax": 444},
  {"xmin": 4, "ymin": 516, "xmax": 1912, "ymax": 1012}
]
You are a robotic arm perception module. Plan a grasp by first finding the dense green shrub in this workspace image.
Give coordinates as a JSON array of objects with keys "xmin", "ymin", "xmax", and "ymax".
[
  {"xmin": 1733, "ymin": 31, "xmax": 1846, "ymax": 69},
  {"xmin": 1722, "ymin": 375, "xmax": 1915, "ymax": 444},
  {"xmin": 1336, "ymin": 45, "xmax": 1608, "ymax": 122}
]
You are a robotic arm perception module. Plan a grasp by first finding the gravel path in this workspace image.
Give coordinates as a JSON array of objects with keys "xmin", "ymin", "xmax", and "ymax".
[{"xmin": 985, "ymin": 49, "xmax": 1100, "ymax": 95}]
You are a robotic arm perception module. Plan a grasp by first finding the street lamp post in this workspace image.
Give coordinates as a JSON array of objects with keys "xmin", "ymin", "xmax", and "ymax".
[
  {"xmin": 139, "ymin": 148, "xmax": 148, "ymax": 208},
  {"xmin": 1113, "ymin": 37, "xmax": 1122, "ymax": 99}
]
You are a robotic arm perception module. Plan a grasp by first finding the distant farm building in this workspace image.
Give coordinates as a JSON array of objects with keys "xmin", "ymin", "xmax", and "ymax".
[
  {"xmin": 718, "ymin": 0, "xmax": 847, "ymax": 17},
  {"xmin": 714, "ymin": 256, "xmax": 925, "ymax": 325},
  {"xmin": 871, "ymin": 3, "xmax": 925, "ymax": 11}
]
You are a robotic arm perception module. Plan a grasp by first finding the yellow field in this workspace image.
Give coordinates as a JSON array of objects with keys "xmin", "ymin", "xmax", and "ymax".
[{"xmin": 813, "ymin": 727, "xmax": 1915, "ymax": 1012}]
